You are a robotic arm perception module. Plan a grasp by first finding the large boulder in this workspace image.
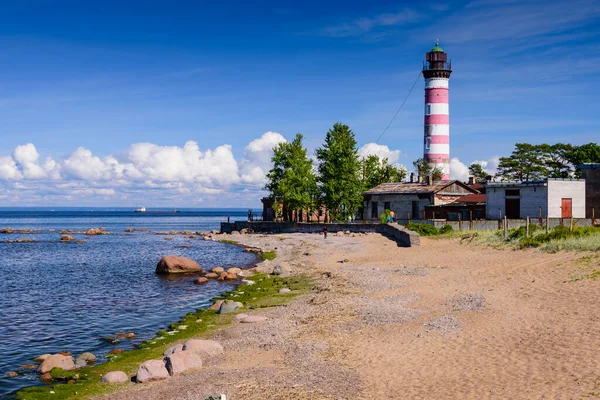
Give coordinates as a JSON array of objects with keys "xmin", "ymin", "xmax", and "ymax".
[
  {"xmin": 217, "ymin": 300, "xmax": 239, "ymax": 314},
  {"xmin": 101, "ymin": 371, "xmax": 128, "ymax": 383},
  {"xmin": 156, "ymin": 255, "xmax": 202, "ymax": 274},
  {"xmin": 226, "ymin": 267, "xmax": 242, "ymax": 275},
  {"xmin": 39, "ymin": 354, "xmax": 76, "ymax": 374},
  {"xmin": 182, "ymin": 339, "xmax": 224, "ymax": 357},
  {"xmin": 136, "ymin": 360, "xmax": 169, "ymax": 383},
  {"xmin": 76, "ymin": 352, "xmax": 96, "ymax": 364},
  {"xmin": 165, "ymin": 350, "xmax": 203, "ymax": 375},
  {"xmin": 163, "ymin": 344, "xmax": 183, "ymax": 357}
]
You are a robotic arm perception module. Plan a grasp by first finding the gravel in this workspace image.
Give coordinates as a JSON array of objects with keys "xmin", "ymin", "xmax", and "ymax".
[
  {"xmin": 355, "ymin": 294, "xmax": 423, "ymax": 325},
  {"xmin": 424, "ymin": 315, "xmax": 461, "ymax": 334},
  {"xmin": 449, "ymin": 293, "xmax": 486, "ymax": 311}
]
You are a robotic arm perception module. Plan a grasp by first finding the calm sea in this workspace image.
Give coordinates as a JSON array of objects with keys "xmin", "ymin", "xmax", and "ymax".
[{"xmin": 0, "ymin": 208, "xmax": 260, "ymax": 398}]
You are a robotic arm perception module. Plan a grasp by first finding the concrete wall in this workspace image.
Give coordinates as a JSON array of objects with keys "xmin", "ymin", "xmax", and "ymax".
[
  {"xmin": 486, "ymin": 185, "xmax": 548, "ymax": 219},
  {"xmin": 220, "ymin": 221, "xmax": 420, "ymax": 247},
  {"xmin": 581, "ymin": 166, "xmax": 600, "ymax": 219},
  {"xmin": 547, "ymin": 180, "xmax": 586, "ymax": 218},
  {"xmin": 364, "ymin": 194, "xmax": 431, "ymax": 221}
]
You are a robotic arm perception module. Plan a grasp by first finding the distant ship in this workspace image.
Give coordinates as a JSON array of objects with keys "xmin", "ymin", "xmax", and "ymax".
[{"xmin": 134, "ymin": 207, "xmax": 146, "ymax": 213}]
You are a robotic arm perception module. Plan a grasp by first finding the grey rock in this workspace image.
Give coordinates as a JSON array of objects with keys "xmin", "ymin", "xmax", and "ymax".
[
  {"xmin": 217, "ymin": 300, "xmax": 239, "ymax": 314},
  {"xmin": 163, "ymin": 344, "xmax": 183, "ymax": 357}
]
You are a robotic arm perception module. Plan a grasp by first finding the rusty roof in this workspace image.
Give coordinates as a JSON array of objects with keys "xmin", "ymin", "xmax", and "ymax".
[
  {"xmin": 365, "ymin": 180, "xmax": 475, "ymax": 195},
  {"xmin": 450, "ymin": 193, "xmax": 486, "ymax": 205}
]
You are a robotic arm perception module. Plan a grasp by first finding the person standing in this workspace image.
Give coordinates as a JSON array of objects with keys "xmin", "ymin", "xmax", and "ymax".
[{"xmin": 323, "ymin": 227, "xmax": 328, "ymax": 239}]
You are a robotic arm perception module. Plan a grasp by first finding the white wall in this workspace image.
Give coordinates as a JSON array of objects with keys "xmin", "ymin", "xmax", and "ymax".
[
  {"xmin": 486, "ymin": 185, "xmax": 548, "ymax": 219},
  {"xmin": 547, "ymin": 180, "xmax": 586, "ymax": 218}
]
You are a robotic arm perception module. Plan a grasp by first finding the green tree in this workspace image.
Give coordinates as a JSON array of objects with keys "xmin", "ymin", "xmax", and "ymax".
[
  {"xmin": 468, "ymin": 163, "xmax": 489, "ymax": 183},
  {"xmin": 496, "ymin": 143, "xmax": 549, "ymax": 181},
  {"xmin": 316, "ymin": 123, "xmax": 363, "ymax": 221},
  {"xmin": 566, "ymin": 142, "xmax": 600, "ymax": 176},
  {"xmin": 412, "ymin": 158, "xmax": 432, "ymax": 181},
  {"xmin": 539, "ymin": 143, "xmax": 573, "ymax": 178},
  {"xmin": 265, "ymin": 134, "xmax": 318, "ymax": 222},
  {"xmin": 431, "ymin": 166, "xmax": 444, "ymax": 181},
  {"xmin": 361, "ymin": 155, "xmax": 407, "ymax": 190}
]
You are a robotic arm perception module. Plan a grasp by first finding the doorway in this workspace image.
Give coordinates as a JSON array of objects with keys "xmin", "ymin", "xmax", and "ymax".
[
  {"xmin": 561, "ymin": 198, "xmax": 572, "ymax": 218},
  {"xmin": 505, "ymin": 198, "xmax": 520, "ymax": 219}
]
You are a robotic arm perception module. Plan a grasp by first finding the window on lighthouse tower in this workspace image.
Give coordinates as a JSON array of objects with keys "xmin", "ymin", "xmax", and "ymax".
[{"xmin": 425, "ymin": 137, "xmax": 431, "ymax": 150}]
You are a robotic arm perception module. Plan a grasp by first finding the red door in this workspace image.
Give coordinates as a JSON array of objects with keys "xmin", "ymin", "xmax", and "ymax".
[{"xmin": 561, "ymin": 198, "xmax": 572, "ymax": 218}]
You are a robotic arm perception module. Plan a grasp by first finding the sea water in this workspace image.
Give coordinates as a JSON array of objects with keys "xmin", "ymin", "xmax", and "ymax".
[{"xmin": 0, "ymin": 208, "xmax": 259, "ymax": 398}]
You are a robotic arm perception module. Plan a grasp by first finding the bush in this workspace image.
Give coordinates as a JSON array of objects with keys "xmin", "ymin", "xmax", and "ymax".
[
  {"xmin": 406, "ymin": 222, "xmax": 439, "ymax": 236},
  {"xmin": 439, "ymin": 224, "xmax": 453, "ymax": 234},
  {"xmin": 380, "ymin": 209, "xmax": 392, "ymax": 224}
]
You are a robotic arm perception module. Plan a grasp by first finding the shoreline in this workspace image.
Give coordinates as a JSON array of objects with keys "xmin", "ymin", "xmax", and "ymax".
[
  {"xmin": 10, "ymin": 234, "xmax": 275, "ymax": 400},
  {"xmin": 11, "ymin": 230, "xmax": 600, "ymax": 399}
]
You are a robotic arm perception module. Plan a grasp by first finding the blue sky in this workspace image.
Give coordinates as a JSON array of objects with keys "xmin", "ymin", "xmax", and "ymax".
[{"xmin": 0, "ymin": 0, "xmax": 599, "ymax": 207}]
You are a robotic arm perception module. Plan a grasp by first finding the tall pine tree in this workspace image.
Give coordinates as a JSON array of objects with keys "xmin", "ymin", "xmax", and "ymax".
[{"xmin": 316, "ymin": 123, "xmax": 362, "ymax": 221}]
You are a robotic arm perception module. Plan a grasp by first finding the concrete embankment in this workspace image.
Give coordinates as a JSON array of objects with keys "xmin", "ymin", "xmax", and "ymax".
[{"xmin": 220, "ymin": 222, "xmax": 420, "ymax": 247}]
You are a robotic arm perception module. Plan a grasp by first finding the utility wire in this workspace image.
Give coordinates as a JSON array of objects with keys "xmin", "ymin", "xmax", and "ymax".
[{"xmin": 375, "ymin": 71, "xmax": 422, "ymax": 144}]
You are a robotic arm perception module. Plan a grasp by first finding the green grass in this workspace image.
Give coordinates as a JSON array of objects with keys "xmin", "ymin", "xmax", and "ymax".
[
  {"xmin": 441, "ymin": 224, "xmax": 600, "ymax": 253},
  {"xmin": 260, "ymin": 250, "xmax": 277, "ymax": 261},
  {"xmin": 16, "ymin": 273, "xmax": 313, "ymax": 400},
  {"xmin": 218, "ymin": 239, "xmax": 238, "ymax": 245},
  {"xmin": 405, "ymin": 223, "xmax": 453, "ymax": 236}
]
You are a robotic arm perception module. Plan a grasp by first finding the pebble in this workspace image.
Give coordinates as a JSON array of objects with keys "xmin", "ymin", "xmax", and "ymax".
[{"xmin": 279, "ymin": 288, "xmax": 291, "ymax": 294}]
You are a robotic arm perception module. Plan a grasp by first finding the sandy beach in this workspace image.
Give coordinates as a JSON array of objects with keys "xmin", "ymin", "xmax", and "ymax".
[{"xmin": 99, "ymin": 232, "xmax": 600, "ymax": 400}]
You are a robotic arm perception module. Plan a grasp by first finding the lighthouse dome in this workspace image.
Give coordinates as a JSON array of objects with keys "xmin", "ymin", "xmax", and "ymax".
[{"xmin": 430, "ymin": 41, "xmax": 444, "ymax": 53}]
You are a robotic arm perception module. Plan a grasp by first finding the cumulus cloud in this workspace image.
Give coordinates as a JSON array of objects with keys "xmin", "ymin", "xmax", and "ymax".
[
  {"xmin": 0, "ymin": 132, "xmax": 290, "ymax": 206},
  {"xmin": 12, "ymin": 144, "xmax": 47, "ymax": 179},
  {"xmin": 239, "ymin": 131, "xmax": 287, "ymax": 184},
  {"xmin": 0, "ymin": 156, "xmax": 22, "ymax": 180},
  {"xmin": 450, "ymin": 155, "xmax": 501, "ymax": 181},
  {"xmin": 358, "ymin": 143, "xmax": 401, "ymax": 164}
]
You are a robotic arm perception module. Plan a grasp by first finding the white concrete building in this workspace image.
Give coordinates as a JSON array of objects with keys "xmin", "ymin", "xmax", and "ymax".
[{"xmin": 485, "ymin": 179, "xmax": 586, "ymax": 219}]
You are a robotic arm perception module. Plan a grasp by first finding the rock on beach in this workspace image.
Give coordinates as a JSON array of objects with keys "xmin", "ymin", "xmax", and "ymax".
[
  {"xmin": 182, "ymin": 339, "xmax": 224, "ymax": 357},
  {"xmin": 194, "ymin": 277, "xmax": 209, "ymax": 285},
  {"xmin": 163, "ymin": 344, "xmax": 184, "ymax": 357},
  {"xmin": 39, "ymin": 354, "xmax": 76, "ymax": 374},
  {"xmin": 101, "ymin": 371, "xmax": 129, "ymax": 383},
  {"xmin": 165, "ymin": 350, "xmax": 203, "ymax": 375},
  {"xmin": 136, "ymin": 360, "xmax": 170, "ymax": 383},
  {"xmin": 156, "ymin": 255, "xmax": 202, "ymax": 274}
]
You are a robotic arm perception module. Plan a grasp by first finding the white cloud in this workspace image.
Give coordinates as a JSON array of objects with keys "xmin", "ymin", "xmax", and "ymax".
[
  {"xmin": 12, "ymin": 143, "xmax": 47, "ymax": 179},
  {"xmin": 450, "ymin": 155, "xmax": 501, "ymax": 181},
  {"xmin": 358, "ymin": 143, "xmax": 401, "ymax": 164},
  {"xmin": 0, "ymin": 156, "xmax": 22, "ymax": 180},
  {"xmin": 240, "ymin": 131, "xmax": 287, "ymax": 185},
  {"xmin": 0, "ymin": 131, "xmax": 290, "ymax": 206},
  {"xmin": 450, "ymin": 157, "xmax": 470, "ymax": 181}
]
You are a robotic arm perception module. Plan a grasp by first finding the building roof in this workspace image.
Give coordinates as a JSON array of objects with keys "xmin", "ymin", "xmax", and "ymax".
[
  {"xmin": 365, "ymin": 180, "xmax": 476, "ymax": 195},
  {"xmin": 486, "ymin": 178, "xmax": 584, "ymax": 188},
  {"xmin": 578, "ymin": 163, "xmax": 600, "ymax": 169},
  {"xmin": 451, "ymin": 193, "xmax": 486, "ymax": 205}
]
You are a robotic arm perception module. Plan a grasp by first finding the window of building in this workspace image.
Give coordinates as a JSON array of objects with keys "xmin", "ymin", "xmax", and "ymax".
[
  {"xmin": 425, "ymin": 137, "xmax": 431, "ymax": 150},
  {"xmin": 411, "ymin": 201, "xmax": 419, "ymax": 220},
  {"xmin": 371, "ymin": 202, "xmax": 378, "ymax": 219},
  {"xmin": 425, "ymin": 104, "xmax": 431, "ymax": 115},
  {"xmin": 384, "ymin": 202, "xmax": 390, "ymax": 210}
]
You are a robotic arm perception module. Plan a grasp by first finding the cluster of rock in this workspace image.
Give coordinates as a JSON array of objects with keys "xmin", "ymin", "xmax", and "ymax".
[
  {"xmin": 0, "ymin": 227, "xmax": 43, "ymax": 234},
  {"xmin": 156, "ymin": 255, "xmax": 248, "ymax": 285},
  {"xmin": 131, "ymin": 339, "xmax": 224, "ymax": 383},
  {"xmin": 4, "ymin": 351, "xmax": 99, "ymax": 380},
  {"xmin": 253, "ymin": 259, "xmax": 292, "ymax": 277}
]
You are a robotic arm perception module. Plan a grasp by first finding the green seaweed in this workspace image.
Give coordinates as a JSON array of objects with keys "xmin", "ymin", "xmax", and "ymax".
[{"xmin": 16, "ymin": 273, "xmax": 313, "ymax": 400}]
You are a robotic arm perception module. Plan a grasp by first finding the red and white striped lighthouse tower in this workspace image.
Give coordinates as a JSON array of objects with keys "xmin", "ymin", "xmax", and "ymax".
[{"xmin": 422, "ymin": 41, "xmax": 452, "ymax": 180}]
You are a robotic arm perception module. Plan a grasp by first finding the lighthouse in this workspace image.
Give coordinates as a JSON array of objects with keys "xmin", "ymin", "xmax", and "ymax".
[{"xmin": 422, "ymin": 41, "xmax": 452, "ymax": 180}]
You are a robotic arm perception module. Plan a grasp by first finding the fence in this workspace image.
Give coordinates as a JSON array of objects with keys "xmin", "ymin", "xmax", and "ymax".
[{"xmin": 395, "ymin": 218, "xmax": 595, "ymax": 231}]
